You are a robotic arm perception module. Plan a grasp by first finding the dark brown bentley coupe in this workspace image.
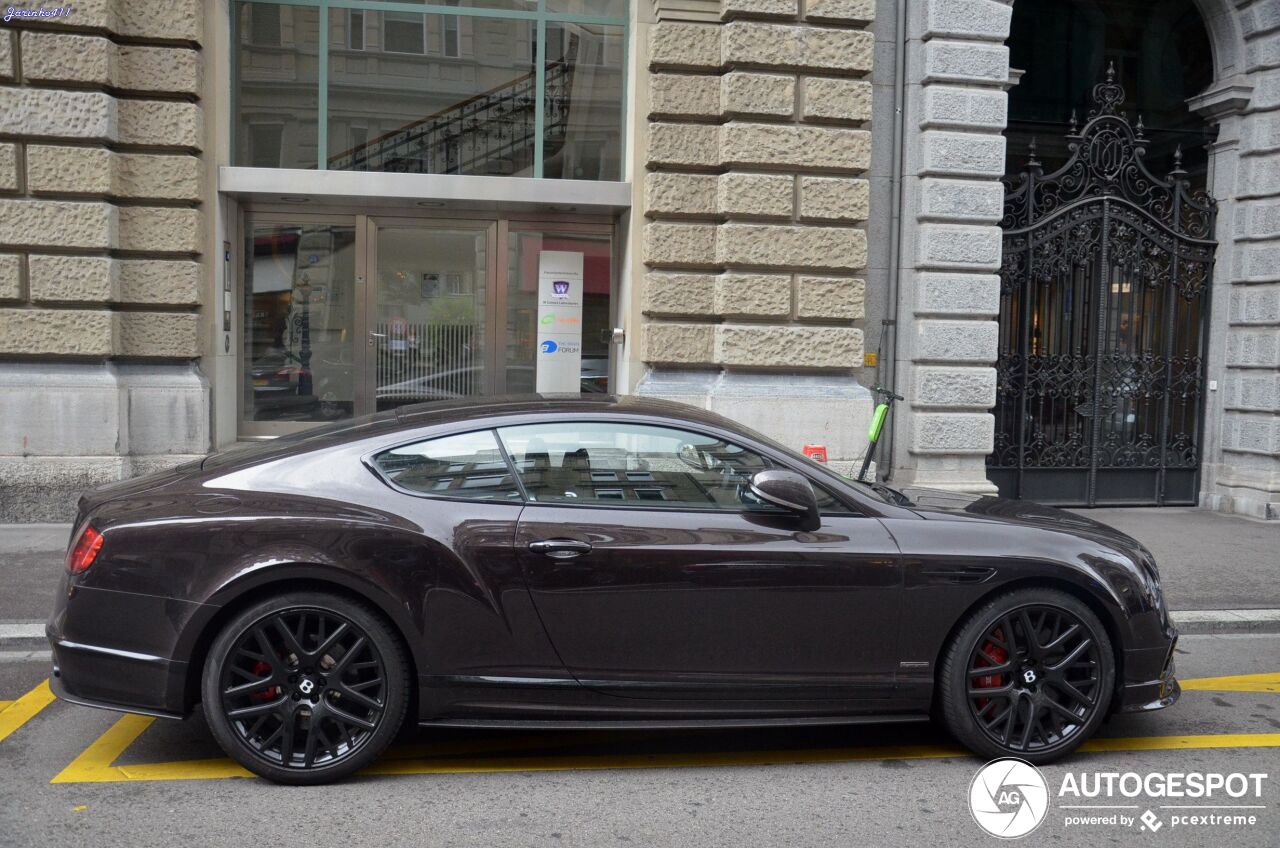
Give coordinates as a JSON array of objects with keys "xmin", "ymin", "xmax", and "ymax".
[{"xmin": 48, "ymin": 395, "xmax": 1178, "ymax": 784}]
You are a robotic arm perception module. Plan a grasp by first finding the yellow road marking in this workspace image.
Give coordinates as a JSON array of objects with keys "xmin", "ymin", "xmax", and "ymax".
[
  {"xmin": 0, "ymin": 700, "xmax": 13, "ymax": 712},
  {"xmin": 1181, "ymin": 672, "xmax": 1280, "ymax": 693},
  {"xmin": 50, "ymin": 716, "xmax": 1280, "ymax": 785},
  {"xmin": 0, "ymin": 680, "xmax": 56, "ymax": 745}
]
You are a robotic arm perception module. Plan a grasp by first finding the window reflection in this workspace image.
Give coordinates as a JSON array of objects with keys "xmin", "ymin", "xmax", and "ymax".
[
  {"xmin": 232, "ymin": 1, "xmax": 624, "ymax": 180},
  {"xmin": 234, "ymin": 2, "xmax": 320, "ymax": 169},
  {"xmin": 373, "ymin": 431, "xmax": 521, "ymax": 500},
  {"xmin": 543, "ymin": 24, "xmax": 624, "ymax": 180},
  {"xmin": 243, "ymin": 223, "xmax": 356, "ymax": 423},
  {"xmin": 327, "ymin": 9, "xmax": 537, "ymax": 176}
]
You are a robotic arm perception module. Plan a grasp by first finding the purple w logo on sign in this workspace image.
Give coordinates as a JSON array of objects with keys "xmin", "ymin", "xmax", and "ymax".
[{"xmin": 552, "ymin": 281, "xmax": 570, "ymax": 297}]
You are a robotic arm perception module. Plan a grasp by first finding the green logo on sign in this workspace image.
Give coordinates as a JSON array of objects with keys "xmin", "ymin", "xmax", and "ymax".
[{"xmin": 540, "ymin": 314, "xmax": 555, "ymax": 325}]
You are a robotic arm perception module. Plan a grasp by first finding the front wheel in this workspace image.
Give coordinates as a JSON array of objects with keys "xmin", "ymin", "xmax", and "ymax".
[
  {"xmin": 937, "ymin": 588, "xmax": 1114, "ymax": 764},
  {"xmin": 201, "ymin": 591, "xmax": 409, "ymax": 784}
]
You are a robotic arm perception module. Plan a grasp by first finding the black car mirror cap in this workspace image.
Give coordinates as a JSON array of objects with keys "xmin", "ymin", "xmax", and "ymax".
[{"xmin": 749, "ymin": 469, "xmax": 820, "ymax": 531}]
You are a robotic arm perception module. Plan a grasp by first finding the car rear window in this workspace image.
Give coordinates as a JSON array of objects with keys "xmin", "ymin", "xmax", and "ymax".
[{"xmin": 372, "ymin": 430, "xmax": 522, "ymax": 501}]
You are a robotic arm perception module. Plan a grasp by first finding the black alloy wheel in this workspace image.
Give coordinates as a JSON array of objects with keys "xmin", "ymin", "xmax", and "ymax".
[
  {"xmin": 202, "ymin": 591, "xmax": 409, "ymax": 784},
  {"xmin": 938, "ymin": 588, "xmax": 1114, "ymax": 764}
]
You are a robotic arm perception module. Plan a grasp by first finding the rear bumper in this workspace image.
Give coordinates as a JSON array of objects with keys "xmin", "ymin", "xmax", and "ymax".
[{"xmin": 47, "ymin": 627, "xmax": 191, "ymax": 718}]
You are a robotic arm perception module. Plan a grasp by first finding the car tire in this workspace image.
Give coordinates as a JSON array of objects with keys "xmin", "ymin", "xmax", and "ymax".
[
  {"xmin": 937, "ymin": 587, "xmax": 1114, "ymax": 765},
  {"xmin": 201, "ymin": 591, "xmax": 410, "ymax": 785}
]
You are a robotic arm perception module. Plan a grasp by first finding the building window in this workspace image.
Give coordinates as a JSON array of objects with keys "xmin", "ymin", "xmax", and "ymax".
[
  {"xmin": 249, "ymin": 3, "xmax": 280, "ymax": 45},
  {"xmin": 383, "ymin": 11, "xmax": 426, "ymax": 55},
  {"xmin": 249, "ymin": 124, "xmax": 283, "ymax": 168},
  {"xmin": 231, "ymin": 0, "xmax": 628, "ymax": 180},
  {"xmin": 348, "ymin": 10, "xmax": 364, "ymax": 50}
]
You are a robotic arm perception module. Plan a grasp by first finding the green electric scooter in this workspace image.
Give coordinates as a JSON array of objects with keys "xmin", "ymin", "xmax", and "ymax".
[{"xmin": 856, "ymin": 384, "xmax": 903, "ymax": 483}]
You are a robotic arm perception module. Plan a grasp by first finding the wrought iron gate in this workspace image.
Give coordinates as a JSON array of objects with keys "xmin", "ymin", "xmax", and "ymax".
[{"xmin": 989, "ymin": 68, "xmax": 1217, "ymax": 506}]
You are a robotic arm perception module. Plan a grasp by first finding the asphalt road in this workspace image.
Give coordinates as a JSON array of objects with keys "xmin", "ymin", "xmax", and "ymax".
[{"xmin": 1, "ymin": 633, "xmax": 1277, "ymax": 848}]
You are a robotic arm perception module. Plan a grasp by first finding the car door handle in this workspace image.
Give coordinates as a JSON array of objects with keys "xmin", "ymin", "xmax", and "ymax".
[{"xmin": 528, "ymin": 539, "xmax": 593, "ymax": 559}]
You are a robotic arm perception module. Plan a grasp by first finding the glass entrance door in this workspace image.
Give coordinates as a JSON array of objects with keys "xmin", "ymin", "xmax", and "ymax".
[
  {"xmin": 241, "ymin": 212, "xmax": 614, "ymax": 437},
  {"xmin": 364, "ymin": 220, "xmax": 496, "ymax": 411}
]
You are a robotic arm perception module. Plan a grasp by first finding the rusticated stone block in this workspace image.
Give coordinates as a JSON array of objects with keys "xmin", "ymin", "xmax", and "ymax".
[
  {"xmin": 114, "ymin": 0, "xmax": 203, "ymax": 43},
  {"xmin": 920, "ymin": 130, "xmax": 1005, "ymax": 178},
  {"xmin": 115, "ymin": 153, "xmax": 201, "ymax": 200},
  {"xmin": 117, "ymin": 46, "xmax": 200, "ymax": 95},
  {"xmin": 805, "ymin": 0, "xmax": 874, "ymax": 23},
  {"xmin": 27, "ymin": 146, "xmax": 112, "ymax": 195},
  {"xmin": 0, "ymin": 143, "xmax": 16, "ymax": 192},
  {"xmin": 910, "ymin": 411, "xmax": 994, "ymax": 454},
  {"xmin": 714, "ymin": 273, "xmax": 791, "ymax": 318},
  {"xmin": 0, "ymin": 31, "xmax": 12, "ymax": 81},
  {"xmin": 114, "ymin": 312, "xmax": 199, "ymax": 358},
  {"xmin": 118, "ymin": 207, "xmax": 202, "ymax": 254},
  {"xmin": 649, "ymin": 23, "xmax": 722, "ymax": 69},
  {"xmin": 799, "ymin": 176, "xmax": 869, "ymax": 222},
  {"xmin": 29, "ymin": 255, "xmax": 114, "ymax": 303},
  {"xmin": 721, "ymin": 72, "xmax": 795, "ymax": 118},
  {"xmin": 716, "ymin": 223, "xmax": 866, "ymax": 270},
  {"xmin": 644, "ymin": 273, "xmax": 717, "ymax": 317},
  {"xmin": 913, "ymin": 318, "xmax": 998, "ymax": 363},
  {"xmin": 716, "ymin": 324, "xmax": 862, "ymax": 368},
  {"xmin": 921, "ymin": 85, "xmax": 1007, "ymax": 130},
  {"xmin": 917, "ymin": 223, "xmax": 1002, "ymax": 271},
  {"xmin": 922, "ymin": 0, "xmax": 1013, "ymax": 42},
  {"xmin": 916, "ymin": 272, "xmax": 1000, "ymax": 316},
  {"xmin": 802, "ymin": 77, "xmax": 872, "ymax": 123},
  {"xmin": 922, "ymin": 39, "xmax": 1009, "ymax": 85},
  {"xmin": 117, "ymin": 259, "xmax": 201, "ymax": 306},
  {"xmin": 918, "ymin": 177, "xmax": 1004, "ymax": 222},
  {"xmin": 117, "ymin": 100, "xmax": 202, "ymax": 149},
  {"xmin": 0, "ymin": 308, "xmax": 113, "ymax": 355},
  {"xmin": 0, "ymin": 254, "xmax": 21, "ymax": 300},
  {"xmin": 720, "ymin": 123, "xmax": 871, "ymax": 171},
  {"xmin": 644, "ymin": 322, "xmax": 716, "ymax": 364},
  {"xmin": 645, "ymin": 173, "xmax": 719, "ymax": 217},
  {"xmin": 648, "ymin": 123, "xmax": 720, "ymax": 168},
  {"xmin": 914, "ymin": 365, "xmax": 997, "ymax": 407},
  {"xmin": 721, "ymin": 0, "xmax": 800, "ymax": 19},
  {"xmin": 0, "ymin": 199, "xmax": 116, "ymax": 250},
  {"xmin": 717, "ymin": 172, "xmax": 793, "ymax": 218},
  {"xmin": 723, "ymin": 23, "xmax": 873, "ymax": 75},
  {"xmin": 797, "ymin": 275, "xmax": 865, "ymax": 319},
  {"xmin": 23, "ymin": 32, "xmax": 115, "ymax": 85},
  {"xmin": 0, "ymin": 88, "xmax": 115, "ymax": 140},
  {"xmin": 645, "ymin": 222, "xmax": 718, "ymax": 267},
  {"xmin": 28, "ymin": 146, "xmax": 200, "ymax": 201},
  {"xmin": 650, "ymin": 74, "xmax": 721, "ymax": 119}
]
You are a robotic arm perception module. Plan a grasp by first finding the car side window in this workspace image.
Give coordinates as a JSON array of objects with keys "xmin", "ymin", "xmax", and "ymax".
[
  {"xmin": 372, "ymin": 430, "xmax": 521, "ymax": 501},
  {"xmin": 496, "ymin": 421, "xmax": 851, "ymax": 513}
]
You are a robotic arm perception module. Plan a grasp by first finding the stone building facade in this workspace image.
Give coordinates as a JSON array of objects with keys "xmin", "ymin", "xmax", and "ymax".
[
  {"xmin": 0, "ymin": 1, "xmax": 209, "ymax": 521},
  {"xmin": 0, "ymin": 0, "xmax": 1277, "ymax": 521}
]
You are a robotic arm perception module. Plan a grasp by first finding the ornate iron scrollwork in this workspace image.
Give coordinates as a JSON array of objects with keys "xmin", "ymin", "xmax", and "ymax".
[{"xmin": 989, "ymin": 66, "xmax": 1218, "ymax": 506}]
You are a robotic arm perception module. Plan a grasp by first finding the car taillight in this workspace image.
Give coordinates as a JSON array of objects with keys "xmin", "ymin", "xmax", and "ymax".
[{"xmin": 67, "ymin": 525, "xmax": 104, "ymax": 574}]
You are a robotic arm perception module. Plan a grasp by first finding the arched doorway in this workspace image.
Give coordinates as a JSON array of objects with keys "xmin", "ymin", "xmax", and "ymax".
[{"xmin": 990, "ymin": 1, "xmax": 1219, "ymax": 506}]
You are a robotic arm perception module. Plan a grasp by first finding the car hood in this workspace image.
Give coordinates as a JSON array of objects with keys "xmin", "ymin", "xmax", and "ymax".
[{"xmin": 899, "ymin": 487, "xmax": 1149, "ymax": 556}]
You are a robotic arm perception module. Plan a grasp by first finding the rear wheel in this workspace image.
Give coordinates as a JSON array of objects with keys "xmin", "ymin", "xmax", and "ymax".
[
  {"xmin": 201, "ymin": 591, "xmax": 409, "ymax": 784},
  {"xmin": 938, "ymin": 588, "xmax": 1114, "ymax": 764}
]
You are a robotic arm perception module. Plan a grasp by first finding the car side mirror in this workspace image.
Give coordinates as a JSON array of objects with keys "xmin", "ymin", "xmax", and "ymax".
[{"xmin": 749, "ymin": 469, "xmax": 820, "ymax": 532}]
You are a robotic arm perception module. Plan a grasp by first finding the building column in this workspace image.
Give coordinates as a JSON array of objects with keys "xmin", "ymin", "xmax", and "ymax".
[
  {"xmin": 1193, "ymin": 8, "xmax": 1280, "ymax": 519},
  {"xmin": 887, "ymin": 0, "xmax": 1013, "ymax": 493},
  {"xmin": 0, "ymin": 3, "xmax": 208, "ymax": 522},
  {"xmin": 631, "ymin": 0, "xmax": 877, "ymax": 472}
]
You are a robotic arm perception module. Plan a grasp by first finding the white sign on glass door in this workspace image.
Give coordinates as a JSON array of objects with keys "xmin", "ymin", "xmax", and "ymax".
[{"xmin": 535, "ymin": 251, "xmax": 585, "ymax": 393}]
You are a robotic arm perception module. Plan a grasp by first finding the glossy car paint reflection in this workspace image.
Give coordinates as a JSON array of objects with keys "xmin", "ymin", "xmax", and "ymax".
[{"xmin": 47, "ymin": 396, "xmax": 1177, "ymax": 729}]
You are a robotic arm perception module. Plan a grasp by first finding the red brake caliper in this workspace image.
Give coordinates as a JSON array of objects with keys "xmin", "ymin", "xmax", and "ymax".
[
  {"xmin": 973, "ymin": 628, "xmax": 1007, "ymax": 709},
  {"xmin": 249, "ymin": 660, "xmax": 277, "ymax": 702}
]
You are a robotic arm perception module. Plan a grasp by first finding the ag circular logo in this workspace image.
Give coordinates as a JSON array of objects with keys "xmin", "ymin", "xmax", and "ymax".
[{"xmin": 969, "ymin": 758, "xmax": 1050, "ymax": 839}]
